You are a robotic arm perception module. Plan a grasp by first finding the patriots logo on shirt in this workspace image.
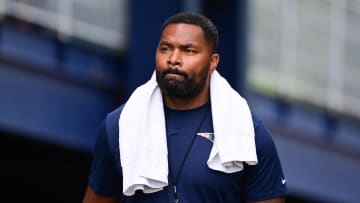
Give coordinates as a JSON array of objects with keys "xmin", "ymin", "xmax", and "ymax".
[{"xmin": 197, "ymin": 132, "xmax": 215, "ymax": 142}]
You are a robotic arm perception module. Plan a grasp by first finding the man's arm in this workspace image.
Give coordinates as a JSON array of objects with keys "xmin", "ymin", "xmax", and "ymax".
[
  {"xmin": 242, "ymin": 115, "xmax": 288, "ymax": 202},
  {"xmin": 84, "ymin": 118, "xmax": 123, "ymax": 202},
  {"xmin": 83, "ymin": 186, "xmax": 121, "ymax": 203},
  {"xmin": 249, "ymin": 196, "xmax": 285, "ymax": 203}
]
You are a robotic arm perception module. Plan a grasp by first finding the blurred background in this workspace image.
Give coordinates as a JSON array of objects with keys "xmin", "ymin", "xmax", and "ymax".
[{"xmin": 0, "ymin": 0, "xmax": 359, "ymax": 202}]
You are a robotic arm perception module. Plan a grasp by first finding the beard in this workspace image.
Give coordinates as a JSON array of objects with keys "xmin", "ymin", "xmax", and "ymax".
[{"xmin": 156, "ymin": 64, "xmax": 210, "ymax": 98}]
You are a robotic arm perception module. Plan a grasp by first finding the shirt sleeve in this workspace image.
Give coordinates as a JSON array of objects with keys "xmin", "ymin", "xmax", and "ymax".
[
  {"xmin": 88, "ymin": 121, "xmax": 122, "ymax": 197},
  {"xmin": 243, "ymin": 116, "xmax": 288, "ymax": 202}
]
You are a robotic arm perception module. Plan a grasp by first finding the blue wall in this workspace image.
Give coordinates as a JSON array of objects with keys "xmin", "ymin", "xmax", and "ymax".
[{"xmin": 0, "ymin": 21, "xmax": 124, "ymax": 152}]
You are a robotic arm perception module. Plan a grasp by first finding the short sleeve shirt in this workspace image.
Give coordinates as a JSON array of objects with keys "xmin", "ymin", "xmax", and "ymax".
[{"xmin": 88, "ymin": 103, "xmax": 288, "ymax": 202}]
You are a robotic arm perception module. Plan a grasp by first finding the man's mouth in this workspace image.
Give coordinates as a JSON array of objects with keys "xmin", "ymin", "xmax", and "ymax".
[
  {"xmin": 164, "ymin": 73, "xmax": 185, "ymax": 80},
  {"xmin": 163, "ymin": 68, "xmax": 187, "ymax": 79}
]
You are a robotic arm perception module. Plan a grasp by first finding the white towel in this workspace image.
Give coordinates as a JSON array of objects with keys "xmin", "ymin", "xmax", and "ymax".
[{"xmin": 119, "ymin": 70, "xmax": 258, "ymax": 196}]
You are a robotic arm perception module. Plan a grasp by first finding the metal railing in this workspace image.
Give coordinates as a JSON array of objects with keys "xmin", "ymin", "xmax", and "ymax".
[
  {"xmin": 248, "ymin": 0, "xmax": 360, "ymax": 119},
  {"xmin": 0, "ymin": 0, "xmax": 127, "ymax": 50}
]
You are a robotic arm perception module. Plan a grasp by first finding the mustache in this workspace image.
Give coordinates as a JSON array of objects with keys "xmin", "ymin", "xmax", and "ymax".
[{"xmin": 162, "ymin": 67, "xmax": 188, "ymax": 78}]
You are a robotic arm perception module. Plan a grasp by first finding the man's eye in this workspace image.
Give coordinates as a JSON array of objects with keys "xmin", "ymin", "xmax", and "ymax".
[
  {"xmin": 185, "ymin": 49, "xmax": 195, "ymax": 54},
  {"xmin": 160, "ymin": 47, "xmax": 170, "ymax": 51}
]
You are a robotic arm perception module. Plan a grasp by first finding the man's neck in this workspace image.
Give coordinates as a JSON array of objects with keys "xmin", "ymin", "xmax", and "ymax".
[
  {"xmin": 163, "ymin": 90, "xmax": 210, "ymax": 110},
  {"xmin": 163, "ymin": 97, "xmax": 209, "ymax": 110}
]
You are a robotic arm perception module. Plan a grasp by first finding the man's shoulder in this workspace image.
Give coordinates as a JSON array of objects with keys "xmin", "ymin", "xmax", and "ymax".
[
  {"xmin": 107, "ymin": 104, "xmax": 125, "ymax": 123},
  {"xmin": 104, "ymin": 104, "xmax": 125, "ymax": 145},
  {"xmin": 249, "ymin": 111, "xmax": 279, "ymax": 155},
  {"xmin": 250, "ymin": 111, "xmax": 262, "ymax": 129}
]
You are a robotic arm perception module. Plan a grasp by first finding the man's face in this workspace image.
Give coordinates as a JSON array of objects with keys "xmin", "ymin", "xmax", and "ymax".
[{"xmin": 155, "ymin": 23, "xmax": 215, "ymax": 98}]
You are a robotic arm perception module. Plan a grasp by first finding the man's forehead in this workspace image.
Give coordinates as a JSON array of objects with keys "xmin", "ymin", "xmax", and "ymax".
[{"xmin": 160, "ymin": 23, "xmax": 206, "ymax": 43}]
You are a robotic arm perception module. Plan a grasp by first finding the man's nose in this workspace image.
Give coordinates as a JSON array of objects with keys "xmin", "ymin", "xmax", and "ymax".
[{"xmin": 167, "ymin": 50, "xmax": 181, "ymax": 66}]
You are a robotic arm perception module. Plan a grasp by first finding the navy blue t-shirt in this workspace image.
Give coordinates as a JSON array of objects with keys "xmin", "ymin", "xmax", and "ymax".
[{"xmin": 88, "ymin": 103, "xmax": 287, "ymax": 202}]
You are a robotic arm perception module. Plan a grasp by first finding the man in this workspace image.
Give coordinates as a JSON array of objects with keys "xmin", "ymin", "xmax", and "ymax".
[{"xmin": 83, "ymin": 12, "xmax": 287, "ymax": 203}]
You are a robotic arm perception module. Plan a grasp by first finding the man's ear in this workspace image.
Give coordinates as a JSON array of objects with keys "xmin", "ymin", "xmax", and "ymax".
[{"xmin": 210, "ymin": 53, "xmax": 220, "ymax": 72}]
